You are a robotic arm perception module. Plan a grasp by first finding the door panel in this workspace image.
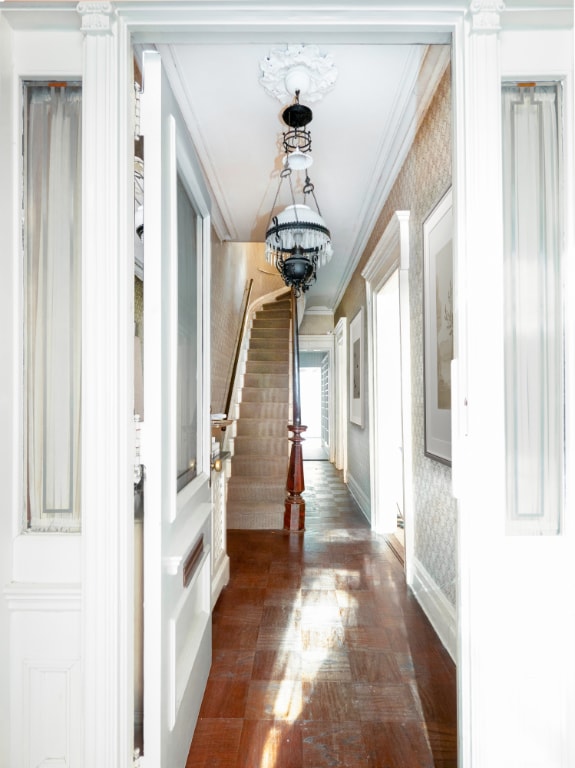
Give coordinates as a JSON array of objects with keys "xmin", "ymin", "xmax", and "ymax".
[{"xmin": 140, "ymin": 50, "xmax": 211, "ymax": 768}]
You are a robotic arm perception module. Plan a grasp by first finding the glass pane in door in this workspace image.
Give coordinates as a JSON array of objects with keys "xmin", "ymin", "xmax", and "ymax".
[{"xmin": 176, "ymin": 175, "xmax": 198, "ymax": 490}]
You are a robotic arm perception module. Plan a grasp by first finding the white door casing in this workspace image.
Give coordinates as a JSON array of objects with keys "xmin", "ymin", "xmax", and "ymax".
[
  {"xmin": 334, "ymin": 317, "xmax": 348, "ymax": 479},
  {"xmin": 299, "ymin": 334, "xmax": 335, "ymax": 463},
  {"xmin": 372, "ymin": 269, "xmax": 403, "ymax": 531},
  {"xmin": 139, "ymin": 50, "xmax": 212, "ymax": 768},
  {"xmin": 362, "ymin": 212, "xmax": 414, "ymax": 561},
  {"xmin": 0, "ymin": 5, "xmax": 572, "ymax": 768}
]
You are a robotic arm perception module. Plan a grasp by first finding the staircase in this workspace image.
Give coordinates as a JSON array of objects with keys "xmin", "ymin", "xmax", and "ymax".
[{"xmin": 227, "ymin": 296, "xmax": 291, "ymax": 529}]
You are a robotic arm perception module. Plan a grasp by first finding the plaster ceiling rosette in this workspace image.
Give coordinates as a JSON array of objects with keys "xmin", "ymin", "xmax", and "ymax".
[{"xmin": 259, "ymin": 44, "xmax": 338, "ymax": 104}]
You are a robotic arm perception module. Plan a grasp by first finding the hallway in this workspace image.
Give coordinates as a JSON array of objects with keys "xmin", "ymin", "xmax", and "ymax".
[{"xmin": 187, "ymin": 462, "xmax": 457, "ymax": 767}]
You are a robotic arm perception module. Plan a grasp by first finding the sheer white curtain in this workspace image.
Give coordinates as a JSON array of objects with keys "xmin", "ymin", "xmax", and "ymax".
[
  {"xmin": 502, "ymin": 84, "xmax": 562, "ymax": 534},
  {"xmin": 25, "ymin": 84, "xmax": 82, "ymax": 531}
]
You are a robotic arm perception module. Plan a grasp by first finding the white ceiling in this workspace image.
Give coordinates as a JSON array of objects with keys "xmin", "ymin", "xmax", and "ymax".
[{"xmin": 159, "ymin": 41, "xmax": 450, "ymax": 311}]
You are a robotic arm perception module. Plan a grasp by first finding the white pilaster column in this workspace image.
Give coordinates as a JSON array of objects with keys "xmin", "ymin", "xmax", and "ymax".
[
  {"xmin": 455, "ymin": 2, "xmax": 506, "ymax": 767},
  {"xmin": 77, "ymin": 3, "xmax": 134, "ymax": 766}
]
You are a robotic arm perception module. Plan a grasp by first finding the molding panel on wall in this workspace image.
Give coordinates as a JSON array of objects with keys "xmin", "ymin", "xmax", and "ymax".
[{"xmin": 5, "ymin": 584, "xmax": 82, "ymax": 768}]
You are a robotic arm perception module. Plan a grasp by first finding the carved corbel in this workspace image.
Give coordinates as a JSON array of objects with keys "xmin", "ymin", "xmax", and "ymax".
[
  {"xmin": 77, "ymin": 1, "xmax": 114, "ymax": 33},
  {"xmin": 469, "ymin": 0, "xmax": 505, "ymax": 31}
]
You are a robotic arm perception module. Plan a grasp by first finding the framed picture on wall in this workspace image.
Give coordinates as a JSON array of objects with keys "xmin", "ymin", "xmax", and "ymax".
[
  {"xmin": 423, "ymin": 187, "xmax": 453, "ymax": 465},
  {"xmin": 349, "ymin": 307, "xmax": 364, "ymax": 427}
]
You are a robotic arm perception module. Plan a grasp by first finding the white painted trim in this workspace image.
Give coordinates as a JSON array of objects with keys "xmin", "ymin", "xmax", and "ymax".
[
  {"xmin": 362, "ymin": 212, "xmax": 414, "ymax": 575},
  {"xmin": 4, "ymin": 583, "xmax": 81, "ymax": 612},
  {"xmin": 303, "ymin": 306, "xmax": 334, "ymax": 316},
  {"xmin": 79, "ymin": 10, "xmax": 134, "ymax": 768},
  {"xmin": 299, "ymin": 334, "xmax": 335, "ymax": 463},
  {"xmin": 3, "ymin": 7, "xmax": 570, "ymax": 768},
  {"xmin": 211, "ymin": 555, "xmax": 230, "ymax": 608},
  {"xmin": 410, "ymin": 557, "xmax": 457, "ymax": 662},
  {"xmin": 334, "ymin": 317, "xmax": 348, "ymax": 480},
  {"xmin": 346, "ymin": 470, "xmax": 370, "ymax": 521}
]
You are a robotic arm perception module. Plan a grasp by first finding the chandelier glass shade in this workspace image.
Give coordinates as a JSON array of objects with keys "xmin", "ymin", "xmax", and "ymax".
[
  {"xmin": 265, "ymin": 203, "xmax": 332, "ymax": 294},
  {"xmin": 264, "ymin": 94, "xmax": 332, "ymax": 295}
]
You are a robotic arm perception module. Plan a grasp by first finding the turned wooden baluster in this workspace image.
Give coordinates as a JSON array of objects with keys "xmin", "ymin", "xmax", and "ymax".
[{"xmin": 284, "ymin": 288, "xmax": 307, "ymax": 531}]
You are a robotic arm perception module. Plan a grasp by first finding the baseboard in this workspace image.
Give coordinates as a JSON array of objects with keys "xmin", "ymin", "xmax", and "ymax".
[
  {"xmin": 211, "ymin": 555, "xmax": 230, "ymax": 609},
  {"xmin": 346, "ymin": 471, "xmax": 371, "ymax": 522},
  {"xmin": 410, "ymin": 557, "xmax": 457, "ymax": 663}
]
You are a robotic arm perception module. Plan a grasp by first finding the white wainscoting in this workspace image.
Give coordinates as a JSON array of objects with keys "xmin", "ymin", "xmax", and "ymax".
[
  {"xmin": 410, "ymin": 557, "xmax": 456, "ymax": 662},
  {"xmin": 4, "ymin": 584, "xmax": 82, "ymax": 768}
]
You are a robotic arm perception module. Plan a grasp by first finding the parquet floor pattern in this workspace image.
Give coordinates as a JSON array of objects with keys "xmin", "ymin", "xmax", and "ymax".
[{"xmin": 187, "ymin": 461, "xmax": 457, "ymax": 767}]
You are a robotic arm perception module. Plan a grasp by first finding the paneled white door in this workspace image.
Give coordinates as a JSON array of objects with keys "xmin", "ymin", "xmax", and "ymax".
[{"xmin": 140, "ymin": 50, "xmax": 212, "ymax": 768}]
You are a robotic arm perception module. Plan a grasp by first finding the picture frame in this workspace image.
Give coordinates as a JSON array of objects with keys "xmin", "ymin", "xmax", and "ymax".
[
  {"xmin": 349, "ymin": 307, "xmax": 364, "ymax": 427},
  {"xmin": 423, "ymin": 187, "xmax": 453, "ymax": 465}
]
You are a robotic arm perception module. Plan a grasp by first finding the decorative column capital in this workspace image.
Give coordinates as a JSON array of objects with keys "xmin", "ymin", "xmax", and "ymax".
[
  {"xmin": 469, "ymin": 0, "xmax": 505, "ymax": 31},
  {"xmin": 77, "ymin": 1, "xmax": 114, "ymax": 33}
]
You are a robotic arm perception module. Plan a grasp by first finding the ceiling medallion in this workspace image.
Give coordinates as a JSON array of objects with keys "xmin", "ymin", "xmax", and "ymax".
[{"xmin": 259, "ymin": 44, "xmax": 337, "ymax": 104}]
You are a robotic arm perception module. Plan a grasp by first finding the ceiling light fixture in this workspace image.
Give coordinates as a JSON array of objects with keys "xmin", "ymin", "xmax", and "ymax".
[{"xmin": 264, "ymin": 91, "xmax": 332, "ymax": 296}]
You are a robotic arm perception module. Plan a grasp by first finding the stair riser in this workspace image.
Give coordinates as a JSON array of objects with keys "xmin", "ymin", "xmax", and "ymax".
[
  {"xmin": 245, "ymin": 361, "xmax": 289, "ymax": 374},
  {"xmin": 233, "ymin": 437, "xmax": 287, "ymax": 456},
  {"xmin": 231, "ymin": 457, "xmax": 287, "ymax": 477},
  {"xmin": 241, "ymin": 388, "xmax": 289, "ymax": 403},
  {"xmin": 226, "ymin": 483, "xmax": 286, "ymax": 502},
  {"xmin": 248, "ymin": 349, "xmax": 289, "ymax": 362},
  {"xmin": 248, "ymin": 336, "xmax": 289, "ymax": 349},
  {"xmin": 243, "ymin": 374, "xmax": 289, "ymax": 388},
  {"xmin": 236, "ymin": 421, "xmax": 287, "ymax": 437},
  {"xmin": 239, "ymin": 402, "xmax": 289, "ymax": 419},
  {"xmin": 258, "ymin": 311, "xmax": 291, "ymax": 320},
  {"xmin": 261, "ymin": 300, "xmax": 290, "ymax": 308},
  {"xmin": 252, "ymin": 318, "xmax": 290, "ymax": 329},
  {"xmin": 227, "ymin": 508, "xmax": 285, "ymax": 530}
]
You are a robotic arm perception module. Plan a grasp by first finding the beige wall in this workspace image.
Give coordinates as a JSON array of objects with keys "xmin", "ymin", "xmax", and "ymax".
[
  {"xmin": 210, "ymin": 238, "xmax": 284, "ymax": 414},
  {"xmin": 299, "ymin": 312, "xmax": 334, "ymax": 336},
  {"xmin": 335, "ymin": 64, "xmax": 456, "ymax": 606}
]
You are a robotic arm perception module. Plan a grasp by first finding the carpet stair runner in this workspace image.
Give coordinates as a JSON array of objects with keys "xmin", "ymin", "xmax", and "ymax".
[{"xmin": 226, "ymin": 296, "xmax": 291, "ymax": 529}]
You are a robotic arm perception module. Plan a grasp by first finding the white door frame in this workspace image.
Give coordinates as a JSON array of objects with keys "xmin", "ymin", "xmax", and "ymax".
[
  {"xmin": 334, "ymin": 317, "xmax": 348, "ymax": 480},
  {"xmin": 362, "ymin": 212, "xmax": 414, "ymax": 574},
  {"xmin": 299, "ymin": 334, "xmax": 335, "ymax": 463},
  {"xmin": 2, "ymin": 3, "xmax": 568, "ymax": 768}
]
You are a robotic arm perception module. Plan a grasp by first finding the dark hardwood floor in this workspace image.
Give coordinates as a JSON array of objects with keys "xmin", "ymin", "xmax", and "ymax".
[{"xmin": 187, "ymin": 461, "xmax": 457, "ymax": 767}]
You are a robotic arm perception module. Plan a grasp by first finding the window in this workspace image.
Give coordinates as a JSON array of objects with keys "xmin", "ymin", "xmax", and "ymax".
[{"xmin": 23, "ymin": 82, "xmax": 82, "ymax": 531}]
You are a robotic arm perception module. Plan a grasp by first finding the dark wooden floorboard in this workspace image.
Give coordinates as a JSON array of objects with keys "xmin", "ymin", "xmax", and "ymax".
[{"xmin": 187, "ymin": 461, "xmax": 457, "ymax": 767}]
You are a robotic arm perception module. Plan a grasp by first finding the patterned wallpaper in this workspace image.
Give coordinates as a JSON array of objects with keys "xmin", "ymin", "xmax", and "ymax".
[{"xmin": 335, "ymin": 63, "xmax": 456, "ymax": 607}]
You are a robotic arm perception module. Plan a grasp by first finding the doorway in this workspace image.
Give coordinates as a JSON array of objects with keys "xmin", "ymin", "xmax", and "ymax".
[
  {"xmin": 299, "ymin": 336, "xmax": 335, "ymax": 462},
  {"xmin": 362, "ymin": 211, "xmax": 413, "ymax": 567},
  {"xmin": 300, "ymin": 351, "xmax": 329, "ymax": 460},
  {"xmin": 376, "ymin": 269, "xmax": 405, "ymax": 550}
]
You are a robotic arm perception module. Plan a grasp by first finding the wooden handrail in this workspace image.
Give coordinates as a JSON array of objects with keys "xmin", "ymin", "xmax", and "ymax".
[{"xmin": 224, "ymin": 278, "xmax": 254, "ymax": 420}]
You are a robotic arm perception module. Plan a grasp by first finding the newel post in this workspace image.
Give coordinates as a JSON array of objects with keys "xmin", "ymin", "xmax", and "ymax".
[{"xmin": 284, "ymin": 289, "xmax": 307, "ymax": 531}]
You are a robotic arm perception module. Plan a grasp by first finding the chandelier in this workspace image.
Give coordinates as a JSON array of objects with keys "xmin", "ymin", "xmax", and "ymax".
[{"xmin": 264, "ymin": 91, "xmax": 332, "ymax": 295}]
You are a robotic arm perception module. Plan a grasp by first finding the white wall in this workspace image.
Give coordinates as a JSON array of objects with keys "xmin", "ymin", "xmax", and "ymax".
[
  {"xmin": 0, "ymin": 16, "xmax": 15, "ymax": 767},
  {"xmin": 455, "ymin": 19, "xmax": 575, "ymax": 768}
]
